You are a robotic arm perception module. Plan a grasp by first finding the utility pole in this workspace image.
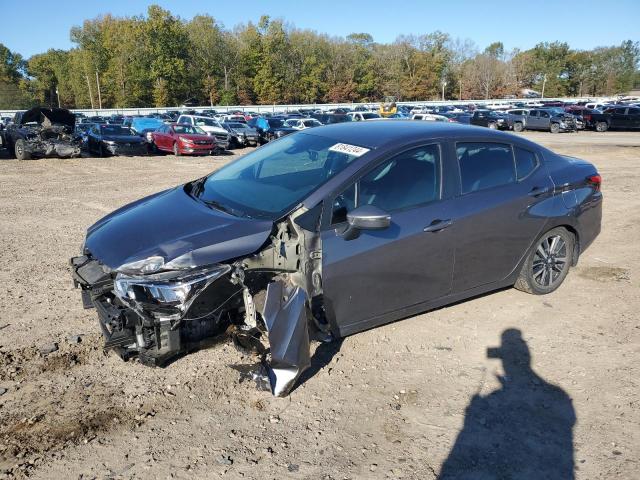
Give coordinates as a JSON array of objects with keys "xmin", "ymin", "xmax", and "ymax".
[
  {"xmin": 541, "ymin": 73, "xmax": 547, "ymax": 99},
  {"xmin": 55, "ymin": 87, "xmax": 61, "ymax": 108},
  {"xmin": 95, "ymin": 70, "xmax": 103, "ymax": 110},
  {"xmin": 441, "ymin": 80, "xmax": 447, "ymax": 101}
]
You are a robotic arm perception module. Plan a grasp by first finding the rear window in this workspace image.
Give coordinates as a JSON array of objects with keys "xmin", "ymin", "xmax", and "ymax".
[
  {"xmin": 456, "ymin": 142, "xmax": 515, "ymax": 194},
  {"xmin": 514, "ymin": 147, "xmax": 539, "ymax": 180}
]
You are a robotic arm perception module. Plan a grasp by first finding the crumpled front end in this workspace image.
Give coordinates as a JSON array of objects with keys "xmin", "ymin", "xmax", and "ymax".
[
  {"xmin": 23, "ymin": 125, "xmax": 81, "ymax": 158},
  {"xmin": 70, "ymin": 203, "xmax": 328, "ymax": 396}
]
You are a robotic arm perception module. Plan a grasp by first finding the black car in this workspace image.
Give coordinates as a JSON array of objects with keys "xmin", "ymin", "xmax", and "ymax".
[
  {"xmin": 71, "ymin": 122, "xmax": 602, "ymax": 397},
  {"xmin": 248, "ymin": 117, "xmax": 298, "ymax": 143},
  {"xmin": 470, "ymin": 110, "xmax": 510, "ymax": 130},
  {"xmin": 588, "ymin": 106, "xmax": 640, "ymax": 132},
  {"xmin": 4, "ymin": 107, "xmax": 81, "ymax": 160},
  {"xmin": 87, "ymin": 124, "xmax": 148, "ymax": 157}
]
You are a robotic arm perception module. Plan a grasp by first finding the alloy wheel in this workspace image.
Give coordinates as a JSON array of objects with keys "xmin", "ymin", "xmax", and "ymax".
[{"xmin": 532, "ymin": 235, "xmax": 568, "ymax": 288}]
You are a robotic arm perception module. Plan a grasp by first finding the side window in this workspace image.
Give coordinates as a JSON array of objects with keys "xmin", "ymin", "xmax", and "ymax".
[
  {"xmin": 529, "ymin": 111, "xmax": 538, "ymax": 118},
  {"xmin": 514, "ymin": 147, "xmax": 539, "ymax": 180},
  {"xmin": 540, "ymin": 111, "xmax": 550, "ymax": 118},
  {"xmin": 359, "ymin": 145, "xmax": 440, "ymax": 212},
  {"xmin": 331, "ymin": 183, "xmax": 356, "ymax": 224},
  {"xmin": 457, "ymin": 142, "xmax": 515, "ymax": 194},
  {"xmin": 331, "ymin": 145, "xmax": 441, "ymax": 224}
]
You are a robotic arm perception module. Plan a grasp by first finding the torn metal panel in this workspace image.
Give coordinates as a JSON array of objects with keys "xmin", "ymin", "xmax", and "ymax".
[{"xmin": 262, "ymin": 280, "xmax": 311, "ymax": 397}]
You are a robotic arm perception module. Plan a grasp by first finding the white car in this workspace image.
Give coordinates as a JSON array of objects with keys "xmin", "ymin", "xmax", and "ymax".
[
  {"xmin": 347, "ymin": 112, "xmax": 382, "ymax": 121},
  {"xmin": 176, "ymin": 115, "xmax": 230, "ymax": 149},
  {"xmin": 283, "ymin": 118, "xmax": 323, "ymax": 130},
  {"xmin": 411, "ymin": 113, "xmax": 449, "ymax": 122}
]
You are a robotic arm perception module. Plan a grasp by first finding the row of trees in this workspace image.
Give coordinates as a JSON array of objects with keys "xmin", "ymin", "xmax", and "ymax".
[{"xmin": 1, "ymin": 5, "xmax": 639, "ymax": 110}]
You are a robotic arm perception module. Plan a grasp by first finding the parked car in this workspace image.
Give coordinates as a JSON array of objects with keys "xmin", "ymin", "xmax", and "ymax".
[
  {"xmin": 283, "ymin": 118, "xmax": 324, "ymax": 129},
  {"xmin": 221, "ymin": 121, "xmax": 259, "ymax": 148},
  {"xmin": 348, "ymin": 112, "xmax": 382, "ymax": 122},
  {"xmin": 441, "ymin": 112, "xmax": 472, "ymax": 124},
  {"xmin": 311, "ymin": 113, "xmax": 352, "ymax": 125},
  {"xmin": 412, "ymin": 113, "xmax": 450, "ymax": 122},
  {"xmin": 87, "ymin": 124, "xmax": 148, "ymax": 157},
  {"xmin": 75, "ymin": 123, "xmax": 94, "ymax": 148},
  {"xmin": 4, "ymin": 107, "xmax": 81, "ymax": 160},
  {"xmin": 565, "ymin": 107, "xmax": 599, "ymax": 129},
  {"xmin": 587, "ymin": 106, "xmax": 640, "ymax": 132},
  {"xmin": 70, "ymin": 121, "xmax": 602, "ymax": 397},
  {"xmin": 250, "ymin": 116, "xmax": 298, "ymax": 142},
  {"xmin": 151, "ymin": 124, "xmax": 217, "ymax": 155},
  {"xmin": 127, "ymin": 117, "xmax": 165, "ymax": 143},
  {"xmin": 176, "ymin": 115, "xmax": 230, "ymax": 150},
  {"xmin": 521, "ymin": 109, "xmax": 577, "ymax": 133},
  {"xmin": 470, "ymin": 110, "xmax": 510, "ymax": 130}
]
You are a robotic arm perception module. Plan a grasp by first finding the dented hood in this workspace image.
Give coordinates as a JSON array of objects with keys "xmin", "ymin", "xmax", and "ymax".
[
  {"xmin": 19, "ymin": 107, "xmax": 76, "ymax": 127},
  {"xmin": 84, "ymin": 186, "xmax": 273, "ymax": 270}
]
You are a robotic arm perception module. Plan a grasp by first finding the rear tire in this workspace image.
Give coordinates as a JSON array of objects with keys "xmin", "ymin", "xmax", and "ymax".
[
  {"xmin": 513, "ymin": 122, "xmax": 524, "ymax": 132},
  {"xmin": 488, "ymin": 122, "xmax": 497, "ymax": 129},
  {"xmin": 550, "ymin": 123, "xmax": 560, "ymax": 133},
  {"xmin": 15, "ymin": 139, "xmax": 31, "ymax": 160},
  {"xmin": 514, "ymin": 227, "xmax": 574, "ymax": 295},
  {"xmin": 596, "ymin": 121, "xmax": 609, "ymax": 132}
]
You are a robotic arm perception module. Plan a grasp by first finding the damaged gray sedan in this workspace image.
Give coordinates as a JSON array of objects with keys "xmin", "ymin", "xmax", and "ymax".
[{"xmin": 71, "ymin": 122, "xmax": 602, "ymax": 396}]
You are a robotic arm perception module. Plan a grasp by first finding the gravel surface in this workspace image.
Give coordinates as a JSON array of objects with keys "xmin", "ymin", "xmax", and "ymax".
[{"xmin": 0, "ymin": 131, "xmax": 638, "ymax": 479}]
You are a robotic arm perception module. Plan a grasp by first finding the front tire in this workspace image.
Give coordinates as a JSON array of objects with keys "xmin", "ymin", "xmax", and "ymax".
[
  {"xmin": 550, "ymin": 123, "xmax": 560, "ymax": 134},
  {"xmin": 513, "ymin": 122, "xmax": 524, "ymax": 132},
  {"xmin": 15, "ymin": 139, "xmax": 31, "ymax": 160},
  {"xmin": 515, "ymin": 227, "xmax": 574, "ymax": 295},
  {"xmin": 173, "ymin": 142, "xmax": 181, "ymax": 156},
  {"xmin": 488, "ymin": 122, "xmax": 497, "ymax": 130}
]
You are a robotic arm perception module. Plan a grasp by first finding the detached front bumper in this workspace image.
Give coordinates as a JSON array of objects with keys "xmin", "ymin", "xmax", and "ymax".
[{"xmin": 26, "ymin": 140, "xmax": 81, "ymax": 158}]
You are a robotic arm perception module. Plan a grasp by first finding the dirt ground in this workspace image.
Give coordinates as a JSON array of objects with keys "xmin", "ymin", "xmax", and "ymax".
[{"xmin": 0, "ymin": 131, "xmax": 638, "ymax": 479}]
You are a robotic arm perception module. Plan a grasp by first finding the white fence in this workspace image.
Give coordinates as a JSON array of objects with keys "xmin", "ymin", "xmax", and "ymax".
[{"xmin": 0, "ymin": 97, "xmax": 616, "ymax": 118}]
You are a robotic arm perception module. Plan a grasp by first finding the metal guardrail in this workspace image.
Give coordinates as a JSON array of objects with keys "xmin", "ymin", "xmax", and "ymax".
[{"xmin": 0, "ymin": 97, "xmax": 617, "ymax": 118}]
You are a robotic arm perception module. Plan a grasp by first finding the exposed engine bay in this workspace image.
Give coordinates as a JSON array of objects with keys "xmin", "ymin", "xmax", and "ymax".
[
  {"xmin": 9, "ymin": 107, "xmax": 81, "ymax": 159},
  {"xmin": 71, "ymin": 205, "xmax": 328, "ymax": 397}
]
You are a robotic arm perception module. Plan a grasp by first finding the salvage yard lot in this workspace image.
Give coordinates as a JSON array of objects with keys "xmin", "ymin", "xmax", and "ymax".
[{"xmin": 0, "ymin": 131, "xmax": 638, "ymax": 479}]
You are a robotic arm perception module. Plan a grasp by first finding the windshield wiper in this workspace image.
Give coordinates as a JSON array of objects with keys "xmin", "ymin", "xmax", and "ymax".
[{"xmin": 203, "ymin": 199, "xmax": 247, "ymax": 218}]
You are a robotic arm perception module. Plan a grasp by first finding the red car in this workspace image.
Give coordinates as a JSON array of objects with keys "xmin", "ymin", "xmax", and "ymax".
[{"xmin": 151, "ymin": 124, "xmax": 217, "ymax": 156}]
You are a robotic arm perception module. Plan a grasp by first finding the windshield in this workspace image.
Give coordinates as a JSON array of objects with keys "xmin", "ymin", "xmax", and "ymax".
[
  {"xmin": 133, "ymin": 118, "xmax": 163, "ymax": 129},
  {"xmin": 226, "ymin": 122, "xmax": 246, "ymax": 128},
  {"xmin": 268, "ymin": 119, "xmax": 284, "ymax": 128},
  {"xmin": 303, "ymin": 120, "xmax": 321, "ymax": 127},
  {"xmin": 100, "ymin": 125, "xmax": 133, "ymax": 135},
  {"xmin": 193, "ymin": 117, "xmax": 220, "ymax": 127},
  {"xmin": 192, "ymin": 133, "xmax": 368, "ymax": 220},
  {"xmin": 361, "ymin": 113, "xmax": 380, "ymax": 119},
  {"xmin": 173, "ymin": 125, "xmax": 206, "ymax": 135}
]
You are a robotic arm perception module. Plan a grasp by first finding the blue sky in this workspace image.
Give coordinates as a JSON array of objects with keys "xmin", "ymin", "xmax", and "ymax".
[{"xmin": 3, "ymin": 0, "xmax": 639, "ymax": 58}]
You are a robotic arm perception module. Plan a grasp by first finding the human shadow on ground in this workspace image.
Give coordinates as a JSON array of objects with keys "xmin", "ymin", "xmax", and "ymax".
[{"xmin": 439, "ymin": 328, "xmax": 576, "ymax": 480}]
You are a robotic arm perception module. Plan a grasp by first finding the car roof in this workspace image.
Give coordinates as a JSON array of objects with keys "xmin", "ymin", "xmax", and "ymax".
[{"xmin": 300, "ymin": 120, "xmax": 532, "ymax": 149}]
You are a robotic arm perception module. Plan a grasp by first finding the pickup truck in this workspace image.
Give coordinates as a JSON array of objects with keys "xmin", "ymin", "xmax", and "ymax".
[
  {"xmin": 469, "ymin": 110, "xmax": 511, "ymax": 130},
  {"xmin": 508, "ymin": 108, "xmax": 577, "ymax": 133},
  {"xmin": 588, "ymin": 106, "xmax": 640, "ymax": 132}
]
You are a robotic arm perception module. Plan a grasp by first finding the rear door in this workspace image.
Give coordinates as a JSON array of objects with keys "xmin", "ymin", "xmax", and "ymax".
[
  {"xmin": 449, "ymin": 141, "xmax": 552, "ymax": 292},
  {"xmin": 526, "ymin": 110, "xmax": 540, "ymax": 129},
  {"xmin": 321, "ymin": 143, "xmax": 455, "ymax": 334},
  {"xmin": 629, "ymin": 107, "xmax": 640, "ymax": 128}
]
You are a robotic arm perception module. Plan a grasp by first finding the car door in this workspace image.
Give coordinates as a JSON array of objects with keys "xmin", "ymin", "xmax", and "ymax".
[
  {"xmin": 449, "ymin": 141, "xmax": 552, "ymax": 293},
  {"xmin": 321, "ymin": 143, "xmax": 456, "ymax": 335},
  {"xmin": 527, "ymin": 110, "xmax": 541, "ymax": 130},
  {"xmin": 628, "ymin": 107, "xmax": 640, "ymax": 128}
]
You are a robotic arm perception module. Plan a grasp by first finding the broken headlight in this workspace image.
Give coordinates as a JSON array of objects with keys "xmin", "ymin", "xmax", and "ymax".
[{"xmin": 114, "ymin": 264, "xmax": 231, "ymax": 320}]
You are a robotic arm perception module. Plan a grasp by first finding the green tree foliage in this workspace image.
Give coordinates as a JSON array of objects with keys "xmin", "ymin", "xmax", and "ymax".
[{"xmin": 4, "ymin": 5, "xmax": 639, "ymax": 109}]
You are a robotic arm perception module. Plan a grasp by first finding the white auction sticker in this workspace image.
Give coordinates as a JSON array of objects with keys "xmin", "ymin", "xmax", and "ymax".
[{"xmin": 328, "ymin": 143, "xmax": 370, "ymax": 157}]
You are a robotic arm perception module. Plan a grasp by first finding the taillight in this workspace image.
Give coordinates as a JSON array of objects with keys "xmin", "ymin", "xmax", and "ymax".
[
  {"xmin": 584, "ymin": 114, "xmax": 591, "ymax": 122},
  {"xmin": 587, "ymin": 174, "xmax": 601, "ymax": 192}
]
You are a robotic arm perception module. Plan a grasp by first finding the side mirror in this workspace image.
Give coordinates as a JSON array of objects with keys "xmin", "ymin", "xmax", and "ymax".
[{"xmin": 343, "ymin": 205, "xmax": 391, "ymax": 240}]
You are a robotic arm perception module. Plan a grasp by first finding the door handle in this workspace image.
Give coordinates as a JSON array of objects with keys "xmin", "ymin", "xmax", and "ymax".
[
  {"xmin": 528, "ymin": 186, "xmax": 552, "ymax": 197},
  {"xmin": 423, "ymin": 219, "xmax": 453, "ymax": 233}
]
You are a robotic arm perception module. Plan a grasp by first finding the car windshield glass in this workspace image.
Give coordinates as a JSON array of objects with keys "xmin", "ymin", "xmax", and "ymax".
[
  {"xmin": 100, "ymin": 125, "xmax": 132, "ymax": 135},
  {"xmin": 133, "ymin": 118, "xmax": 163, "ymax": 128},
  {"xmin": 268, "ymin": 119, "xmax": 284, "ymax": 128},
  {"xmin": 192, "ymin": 133, "xmax": 367, "ymax": 220},
  {"xmin": 227, "ymin": 122, "xmax": 245, "ymax": 128},
  {"xmin": 193, "ymin": 117, "xmax": 218, "ymax": 127},
  {"xmin": 362, "ymin": 113, "xmax": 380, "ymax": 119},
  {"xmin": 173, "ymin": 125, "xmax": 205, "ymax": 134}
]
